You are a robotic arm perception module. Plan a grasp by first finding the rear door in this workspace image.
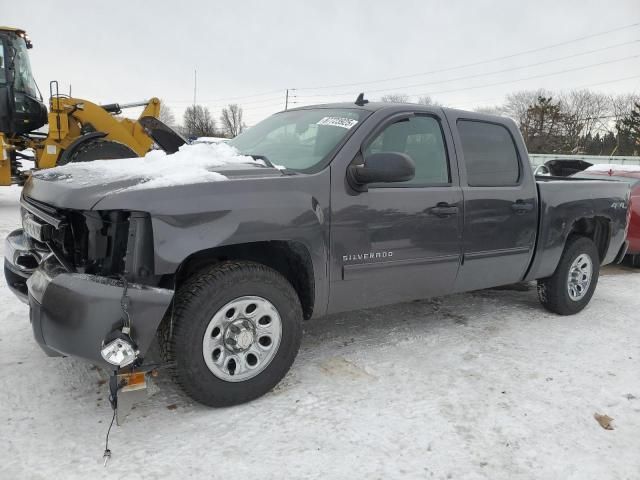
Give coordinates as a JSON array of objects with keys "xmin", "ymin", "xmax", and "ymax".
[{"xmin": 445, "ymin": 112, "xmax": 538, "ymax": 292}]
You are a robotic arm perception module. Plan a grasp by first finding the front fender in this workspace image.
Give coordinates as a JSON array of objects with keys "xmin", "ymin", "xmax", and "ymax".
[{"xmin": 94, "ymin": 170, "xmax": 332, "ymax": 315}]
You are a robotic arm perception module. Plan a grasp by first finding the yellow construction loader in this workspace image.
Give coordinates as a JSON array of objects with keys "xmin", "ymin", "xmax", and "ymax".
[{"xmin": 0, "ymin": 27, "xmax": 185, "ymax": 185}]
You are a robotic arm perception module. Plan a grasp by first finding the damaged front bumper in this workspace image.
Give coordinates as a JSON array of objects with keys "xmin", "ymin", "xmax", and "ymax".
[{"xmin": 4, "ymin": 229, "xmax": 173, "ymax": 367}]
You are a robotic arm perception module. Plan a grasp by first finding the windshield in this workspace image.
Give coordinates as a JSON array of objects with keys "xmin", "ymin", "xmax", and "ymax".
[
  {"xmin": 228, "ymin": 108, "xmax": 368, "ymax": 171},
  {"xmin": 11, "ymin": 36, "xmax": 38, "ymax": 97}
]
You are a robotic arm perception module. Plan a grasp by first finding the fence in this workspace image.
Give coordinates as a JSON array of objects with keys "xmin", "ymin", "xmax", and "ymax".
[{"xmin": 529, "ymin": 154, "xmax": 640, "ymax": 167}]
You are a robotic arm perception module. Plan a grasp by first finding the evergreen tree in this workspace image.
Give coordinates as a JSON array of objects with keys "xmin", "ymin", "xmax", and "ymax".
[
  {"xmin": 617, "ymin": 102, "xmax": 640, "ymax": 155},
  {"xmin": 521, "ymin": 96, "xmax": 568, "ymax": 153}
]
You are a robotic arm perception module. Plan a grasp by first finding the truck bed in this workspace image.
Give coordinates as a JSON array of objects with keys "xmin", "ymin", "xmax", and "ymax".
[{"xmin": 524, "ymin": 177, "xmax": 630, "ymax": 281}]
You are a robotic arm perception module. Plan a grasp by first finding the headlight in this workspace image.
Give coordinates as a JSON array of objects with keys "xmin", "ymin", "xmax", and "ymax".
[{"xmin": 101, "ymin": 334, "xmax": 139, "ymax": 367}]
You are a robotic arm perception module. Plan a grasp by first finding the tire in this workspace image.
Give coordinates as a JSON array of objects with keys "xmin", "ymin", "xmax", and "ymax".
[
  {"xmin": 626, "ymin": 254, "xmax": 640, "ymax": 268},
  {"xmin": 169, "ymin": 261, "xmax": 303, "ymax": 407},
  {"xmin": 537, "ymin": 236, "xmax": 600, "ymax": 315},
  {"xmin": 59, "ymin": 139, "xmax": 138, "ymax": 165}
]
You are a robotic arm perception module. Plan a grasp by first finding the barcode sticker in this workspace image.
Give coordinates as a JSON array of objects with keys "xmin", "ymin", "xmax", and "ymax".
[{"xmin": 316, "ymin": 117, "xmax": 358, "ymax": 129}]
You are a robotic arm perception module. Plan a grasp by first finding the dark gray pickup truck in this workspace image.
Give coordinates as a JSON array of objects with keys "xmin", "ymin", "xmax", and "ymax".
[{"xmin": 4, "ymin": 101, "xmax": 630, "ymax": 407}]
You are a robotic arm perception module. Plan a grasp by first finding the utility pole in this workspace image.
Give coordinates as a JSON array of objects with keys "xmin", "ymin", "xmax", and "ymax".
[
  {"xmin": 285, "ymin": 88, "xmax": 296, "ymax": 111},
  {"xmin": 193, "ymin": 69, "xmax": 197, "ymax": 107}
]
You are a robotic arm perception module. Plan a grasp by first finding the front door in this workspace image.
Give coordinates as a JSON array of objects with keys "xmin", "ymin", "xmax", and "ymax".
[{"xmin": 329, "ymin": 111, "xmax": 463, "ymax": 313}]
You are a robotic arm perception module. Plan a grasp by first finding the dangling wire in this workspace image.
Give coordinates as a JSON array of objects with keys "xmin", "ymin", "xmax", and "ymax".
[
  {"xmin": 103, "ymin": 408, "xmax": 116, "ymax": 466},
  {"xmin": 120, "ymin": 275, "xmax": 131, "ymax": 333}
]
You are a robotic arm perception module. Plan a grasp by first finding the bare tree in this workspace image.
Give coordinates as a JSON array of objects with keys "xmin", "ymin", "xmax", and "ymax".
[
  {"xmin": 158, "ymin": 99, "xmax": 176, "ymax": 126},
  {"xmin": 559, "ymin": 90, "xmax": 610, "ymax": 151},
  {"xmin": 473, "ymin": 105, "xmax": 506, "ymax": 115},
  {"xmin": 417, "ymin": 95, "xmax": 442, "ymax": 107},
  {"xmin": 453, "ymin": 88, "xmax": 640, "ymax": 155},
  {"xmin": 503, "ymin": 89, "xmax": 551, "ymax": 126},
  {"xmin": 220, "ymin": 104, "xmax": 246, "ymax": 138},
  {"xmin": 610, "ymin": 93, "xmax": 640, "ymax": 127},
  {"xmin": 380, "ymin": 93, "xmax": 410, "ymax": 103},
  {"xmin": 183, "ymin": 105, "xmax": 217, "ymax": 138}
]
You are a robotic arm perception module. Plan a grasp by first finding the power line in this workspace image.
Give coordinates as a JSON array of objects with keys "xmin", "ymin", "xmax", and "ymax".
[
  {"xmin": 296, "ymin": 40, "xmax": 639, "ymax": 99},
  {"xmin": 162, "ymin": 73, "xmax": 640, "ymax": 128},
  {"xmin": 167, "ymin": 88, "xmax": 284, "ymax": 104},
  {"xmin": 295, "ymin": 22, "xmax": 640, "ymax": 91},
  {"xmin": 439, "ymin": 75, "xmax": 640, "ymax": 110},
  {"xmin": 412, "ymin": 55, "xmax": 639, "ymax": 98},
  {"xmin": 166, "ymin": 74, "xmax": 640, "ymax": 118},
  {"xmin": 166, "ymin": 22, "xmax": 639, "ymax": 108},
  {"xmin": 164, "ymin": 95, "xmax": 285, "ymax": 109},
  {"xmin": 293, "ymin": 55, "xmax": 638, "ymax": 103},
  {"xmin": 257, "ymin": 72, "xmax": 640, "ymax": 115},
  {"xmin": 576, "ymin": 73, "xmax": 640, "ymax": 90}
]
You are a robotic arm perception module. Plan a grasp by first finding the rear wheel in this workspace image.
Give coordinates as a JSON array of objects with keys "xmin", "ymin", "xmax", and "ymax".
[
  {"xmin": 169, "ymin": 261, "xmax": 302, "ymax": 407},
  {"xmin": 537, "ymin": 236, "xmax": 600, "ymax": 315}
]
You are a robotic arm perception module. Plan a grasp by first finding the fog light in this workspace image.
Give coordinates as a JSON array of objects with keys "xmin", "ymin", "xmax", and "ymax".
[{"xmin": 101, "ymin": 337, "xmax": 138, "ymax": 367}]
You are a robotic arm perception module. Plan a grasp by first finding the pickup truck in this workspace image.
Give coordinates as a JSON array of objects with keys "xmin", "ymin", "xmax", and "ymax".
[{"xmin": 4, "ymin": 100, "xmax": 630, "ymax": 407}]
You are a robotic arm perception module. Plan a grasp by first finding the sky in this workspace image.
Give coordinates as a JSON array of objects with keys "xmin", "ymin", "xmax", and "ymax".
[{"xmin": 4, "ymin": 0, "xmax": 640, "ymax": 126}]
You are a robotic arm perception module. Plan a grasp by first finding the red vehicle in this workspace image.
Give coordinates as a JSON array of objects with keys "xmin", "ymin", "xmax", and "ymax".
[{"xmin": 573, "ymin": 164, "xmax": 640, "ymax": 266}]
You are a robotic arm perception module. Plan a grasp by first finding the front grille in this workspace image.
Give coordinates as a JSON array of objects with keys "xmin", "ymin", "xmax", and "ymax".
[
  {"xmin": 21, "ymin": 195, "xmax": 66, "ymax": 229},
  {"xmin": 20, "ymin": 195, "xmax": 130, "ymax": 276},
  {"xmin": 21, "ymin": 196, "xmax": 74, "ymax": 271}
]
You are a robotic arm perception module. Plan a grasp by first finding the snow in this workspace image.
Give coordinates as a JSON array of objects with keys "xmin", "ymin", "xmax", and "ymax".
[
  {"xmin": 32, "ymin": 143, "xmax": 259, "ymax": 190},
  {"xmin": 193, "ymin": 137, "xmax": 229, "ymax": 144},
  {"xmin": 0, "ymin": 186, "xmax": 639, "ymax": 478},
  {"xmin": 585, "ymin": 163, "xmax": 640, "ymax": 173}
]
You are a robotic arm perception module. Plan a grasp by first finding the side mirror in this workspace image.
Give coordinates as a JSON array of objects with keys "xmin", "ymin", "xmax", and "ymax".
[{"xmin": 349, "ymin": 152, "xmax": 415, "ymax": 186}]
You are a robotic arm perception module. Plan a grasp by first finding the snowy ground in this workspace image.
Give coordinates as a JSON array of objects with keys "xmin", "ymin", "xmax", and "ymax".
[{"xmin": 0, "ymin": 186, "xmax": 639, "ymax": 479}]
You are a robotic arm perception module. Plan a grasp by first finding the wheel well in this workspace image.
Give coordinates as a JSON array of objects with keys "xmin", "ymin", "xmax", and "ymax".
[
  {"xmin": 567, "ymin": 216, "xmax": 610, "ymax": 262},
  {"xmin": 176, "ymin": 241, "xmax": 315, "ymax": 319}
]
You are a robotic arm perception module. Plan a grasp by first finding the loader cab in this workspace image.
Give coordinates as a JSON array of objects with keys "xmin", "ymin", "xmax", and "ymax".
[{"xmin": 0, "ymin": 27, "xmax": 47, "ymax": 136}]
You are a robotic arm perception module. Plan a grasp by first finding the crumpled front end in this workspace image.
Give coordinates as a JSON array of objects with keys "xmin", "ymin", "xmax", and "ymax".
[
  {"xmin": 27, "ymin": 256, "xmax": 172, "ymax": 365},
  {"xmin": 4, "ymin": 195, "xmax": 173, "ymax": 367}
]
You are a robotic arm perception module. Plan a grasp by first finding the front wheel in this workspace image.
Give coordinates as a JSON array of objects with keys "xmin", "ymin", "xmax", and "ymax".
[
  {"xmin": 169, "ymin": 261, "xmax": 302, "ymax": 407},
  {"xmin": 537, "ymin": 236, "xmax": 600, "ymax": 315}
]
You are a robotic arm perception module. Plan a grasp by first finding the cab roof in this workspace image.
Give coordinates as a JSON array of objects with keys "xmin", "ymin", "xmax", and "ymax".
[
  {"xmin": 0, "ymin": 27, "xmax": 33, "ymax": 48},
  {"xmin": 285, "ymin": 100, "xmax": 512, "ymax": 125},
  {"xmin": 0, "ymin": 26, "xmax": 27, "ymax": 34}
]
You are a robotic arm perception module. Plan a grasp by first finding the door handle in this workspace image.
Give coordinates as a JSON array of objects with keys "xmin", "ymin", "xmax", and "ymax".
[
  {"xmin": 511, "ymin": 200, "xmax": 533, "ymax": 213},
  {"xmin": 430, "ymin": 202, "xmax": 459, "ymax": 217}
]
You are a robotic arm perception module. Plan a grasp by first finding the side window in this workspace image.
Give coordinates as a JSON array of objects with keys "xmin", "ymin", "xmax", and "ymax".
[
  {"xmin": 364, "ymin": 116, "xmax": 449, "ymax": 186},
  {"xmin": 0, "ymin": 45, "xmax": 5, "ymax": 84},
  {"xmin": 457, "ymin": 120, "xmax": 520, "ymax": 187}
]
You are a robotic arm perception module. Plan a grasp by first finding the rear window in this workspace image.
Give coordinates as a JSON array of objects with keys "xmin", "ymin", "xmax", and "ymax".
[{"xmin": 457, "ymin": 120, "xmax": 520, "ymax": 187}]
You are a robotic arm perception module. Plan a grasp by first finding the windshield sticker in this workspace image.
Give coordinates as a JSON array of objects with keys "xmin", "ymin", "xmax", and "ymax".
[{"xmin": 316, "ymin": 117, "xmax": 359, "ymax": 129}]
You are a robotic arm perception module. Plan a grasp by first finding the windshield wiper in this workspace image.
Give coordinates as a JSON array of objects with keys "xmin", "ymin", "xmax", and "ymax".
[
  {"xmin": 249, "ymin": 155, "xmax": 296, "ymax": 175},
  {"xmin": 250, "ymin": 154, "xmax": 276, "ymax": 168}
]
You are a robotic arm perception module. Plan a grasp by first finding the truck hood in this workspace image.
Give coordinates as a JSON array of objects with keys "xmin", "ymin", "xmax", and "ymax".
[
  {"xmin": 23, "ymin": 162, "xmax": 285, "ymax": 211},
  {"xmin": 23, "ymin": 142, "xmax": 287, "ymax": 210}
]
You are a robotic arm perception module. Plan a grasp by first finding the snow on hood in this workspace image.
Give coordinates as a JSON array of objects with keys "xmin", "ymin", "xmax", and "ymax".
[
  {"xmin": 33, "ymin": 142, "xmax": 260, "ymax": 190},
  {"xmin": 585, "ymin": 163, "xmax": 640, "ymax": 173}
]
